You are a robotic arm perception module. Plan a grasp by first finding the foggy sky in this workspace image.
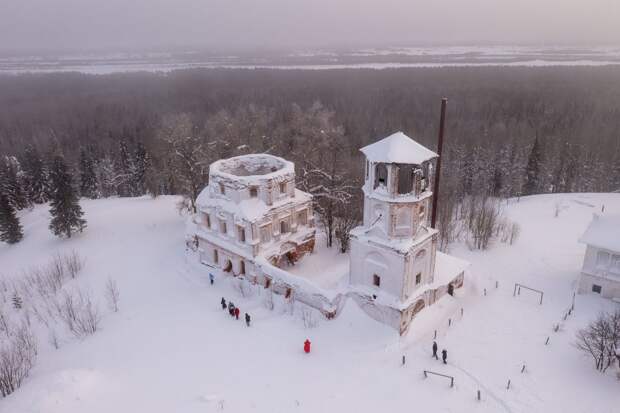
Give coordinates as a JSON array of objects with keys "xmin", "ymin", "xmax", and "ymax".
[{"xmin": 1, "ymin": 0, "xmax": 619, "ymax": 53}]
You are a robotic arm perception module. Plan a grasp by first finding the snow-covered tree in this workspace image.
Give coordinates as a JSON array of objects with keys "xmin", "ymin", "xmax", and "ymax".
[
  {"xmin": 115, "ymin": 139, "xmax": 132, "ymax": 197},
  {"xmin": 130, "ymin": 142, "xmax": 149, "ymax": 196},
  {"xmin": 0, "ymin": 156, "xmax": 30, "ymax": 210},
  {"xmin": 79, "ymin": 147, "xmax": 99, "ymax": 199},
  {"xmin": 609, "ymin": 147, "xmax": 620, "ymax": 192},
  {"xmin": 523, "ymin": 135, "xmax": 543, "ymax": 196},
  {"xmin": 95, "ymin": 156, "xmax": 117, "ymax": 198},
  {"xmin": 576, "ymin": 309, "xmax": 620, "ymax": 373},
  {"xmin": 334, "ymin": 200, "xmax": 361, "ymax": 253},
  {"xmin": 0, "ymin": 193, "xmax": 23, "ymax": 244},
  {"xmin": 20, "ymin": 145, "xmax": 48, "ymax": 204},
  {"xmin": 48, "ymin": 153, "xmax": 86, "ymax": 238},
  {"xmin": 157, "ymin": 113, "xmax": 210, "ymax": 212},
  {"xmin": 291, "ymin": 103, "xmax": 357, "ymax": 247}
]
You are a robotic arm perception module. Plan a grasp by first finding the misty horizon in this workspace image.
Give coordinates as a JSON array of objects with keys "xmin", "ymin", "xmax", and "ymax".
[{"xmin": 1, "ymin": 0, "xmax": 619, "ymax": 55}]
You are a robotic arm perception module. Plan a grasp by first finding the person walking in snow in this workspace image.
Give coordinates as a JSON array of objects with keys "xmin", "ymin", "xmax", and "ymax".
[
  {"xmin": 221, "ymin": 297, "xmax": 227, "ymax": 310},
  {"xmin": 209, "ymin": 273, "xmax": 215, "ymax": 285},
  {"xmin": 442, "ymin": 349, "xmax": 448, "ymax": 364},
  {"xmin": 245, "ymin": 313, "xmax": 251, "ymax": 327},
  {"xmin": 234, "ymin": 307, "xmax": 240, "ymax": 320},
  {"xmin": 228, "ymin": 302, "xmax": 235, "ymax": 317},
  {"xmin": 432, "ymin": 341, "xmax": 438, "ymax": 360}
]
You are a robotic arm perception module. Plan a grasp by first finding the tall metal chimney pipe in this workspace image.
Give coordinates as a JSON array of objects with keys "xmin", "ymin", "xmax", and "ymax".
[{"xmin": 430, "ymin": 98, "xmax": 447, "ymax": 229}]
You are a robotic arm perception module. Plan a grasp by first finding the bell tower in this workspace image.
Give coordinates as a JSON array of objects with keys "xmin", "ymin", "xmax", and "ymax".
[{"xmin": 349, "ymin": 132, "xmax": 439, "ymax": 302}]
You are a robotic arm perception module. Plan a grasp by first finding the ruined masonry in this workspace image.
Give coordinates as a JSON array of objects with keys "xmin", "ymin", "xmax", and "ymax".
[{"xmin": 190, "ymin": 132, "xmax": 468, "ymax": 335}]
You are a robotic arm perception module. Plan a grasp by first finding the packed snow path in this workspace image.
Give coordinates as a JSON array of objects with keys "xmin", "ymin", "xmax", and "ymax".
[{"xmin": 1, "ymin": 194, "xmax": 619, "ymax": 413}]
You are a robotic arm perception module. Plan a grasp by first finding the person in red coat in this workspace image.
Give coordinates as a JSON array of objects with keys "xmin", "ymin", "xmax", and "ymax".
[
  {"xmin": 234, "ymin": 307, "xmax": 240, "ymax": 320},
  {"xmin": 304, "ymin": 339, "xmax": 311, "ymax": 353}
]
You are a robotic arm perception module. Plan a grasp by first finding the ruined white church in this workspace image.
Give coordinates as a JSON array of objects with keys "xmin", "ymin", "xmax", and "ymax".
[{"xmin": 190, "ymin": 132, "xmax": 467, "ymax": 335}]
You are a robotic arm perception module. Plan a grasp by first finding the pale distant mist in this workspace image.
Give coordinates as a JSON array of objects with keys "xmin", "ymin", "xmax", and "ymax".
[{"xmin": 1, "ymin": 0, "xmax": 619, "ymax": 53}]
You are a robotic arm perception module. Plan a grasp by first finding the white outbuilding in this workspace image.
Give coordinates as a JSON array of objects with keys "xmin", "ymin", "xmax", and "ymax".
[{"xmin": 578, "ymin": 214, "xmax": 620, "ymax": 299}]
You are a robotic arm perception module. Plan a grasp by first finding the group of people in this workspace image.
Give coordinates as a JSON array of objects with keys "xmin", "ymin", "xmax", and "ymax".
[
  {"xmin": 221, "ymin": 297, "xmax": 251, "ymax": 327},
  {"xmin": 209, "ymin": 272, "xmax": 251, "ymax": 327},
  {"xmin": 432, "ymin": 341, "xmax": 448, "ymax": 364}
]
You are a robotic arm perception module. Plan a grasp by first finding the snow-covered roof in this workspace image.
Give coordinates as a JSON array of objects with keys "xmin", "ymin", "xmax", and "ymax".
[
  {"xmin": 360, "ymin": 131, "xmax": 438, "ymax": 165},
  {"xmin": 579, "ymin": 214, "xmax": 620, "ymax": 252}
]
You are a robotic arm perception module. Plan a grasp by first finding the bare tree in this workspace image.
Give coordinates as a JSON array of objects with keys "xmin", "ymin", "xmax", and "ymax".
[
  {"xmin": 334, "ymin": 201, "xmax": 361, "ymax": 253},
  {"xmin": 294, "ymin": 106, "xmax": 357, "ymax": 248},
  {"xmin": 467, "ymin": 196, "xmax": 502, "ymax": 250},
  {"xmin": 157, "ymin": 114, "xmax": 211, "ymax": 213},
  {"xmin": 105, "ymin": 278, "xmax": 120, "ymax": 313},
  {"xmin": 576, "ymin": 310, "xmax": 620, "ymax": 373}
]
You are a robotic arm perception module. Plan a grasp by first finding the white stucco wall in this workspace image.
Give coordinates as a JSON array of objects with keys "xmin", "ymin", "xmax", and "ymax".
[
  {"xmin": 349, "ymin": 237, "xmax": 406, "ymax": 299},
  {"xmin": 579, "ymin": 245, "xmax": 620, "ymax": 299}
]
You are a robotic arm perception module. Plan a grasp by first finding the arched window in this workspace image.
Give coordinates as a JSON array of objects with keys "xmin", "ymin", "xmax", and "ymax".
[
  {"xmin": 596, "ymin": 251, "xmax": 610, "ymax": 269},
  {"xmin": 374, "ymin": 163, "xmax": 388, "ymax": 188},
  {"xmin": 280, "ymin": 220, "xmax": 289, "ymax": 234},
  {"xmin": 397, "ymin": 164, "xmax": 415, "ymax": 194},
  {"xmin": 415, "ymin": 249, "xmax": 427, "ymax": 260}
]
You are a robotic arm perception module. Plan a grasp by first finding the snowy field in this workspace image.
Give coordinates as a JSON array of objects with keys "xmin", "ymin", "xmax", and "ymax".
[{"xmin": 1, "ymin": 193, "xmax": 619, "ymax": 412}]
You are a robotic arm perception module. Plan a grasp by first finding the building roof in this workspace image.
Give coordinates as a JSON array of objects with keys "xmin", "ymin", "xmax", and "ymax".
[
  {"xmin": 579, "ymin": 214, "xmax": 620, "ymax": 252},
  {"xmin": 360, "ymin": 131, "xmax": 438, "ymax": 165}
]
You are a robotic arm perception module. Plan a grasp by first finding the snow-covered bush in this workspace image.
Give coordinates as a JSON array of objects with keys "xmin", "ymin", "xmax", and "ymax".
[
  {"xmin": 499, "ymin": 221, "xmax": 521, "ymax": 245},
  {"xmin": 64, "ymin": 250, "xmax": 85, "ymax": 279},
  {"xmin": 0, "ymin": 323, "xmax": 37, "ymax": 398},
  {"xmin": 105, "ymin": 278, "xmax": 120, "ymax": 313},
  {"xmin": 301, "ymin": 307, "xmax": 319, "ymax": 329},
  {"xmin": 439, "ymin": 196, "xmax": 519, "ymax": 251},
  {"xmin": 57, "ymin": 289, "xmax": 101, "ymax": 339}
]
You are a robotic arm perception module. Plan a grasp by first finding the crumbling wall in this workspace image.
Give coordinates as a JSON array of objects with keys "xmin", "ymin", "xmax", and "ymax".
[
  {"xmin": 269, "ymin": 237, "xmax": 316, "ymax": 267},
  {"xmin": 349, "ymin": 293, "xmax": 401, "ymax": 330}
]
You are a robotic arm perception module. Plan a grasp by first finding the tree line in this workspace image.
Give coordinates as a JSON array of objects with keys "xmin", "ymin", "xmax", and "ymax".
[{"xmin": 1, "ymin": 67, "xmax": 619, "ymax": 248}]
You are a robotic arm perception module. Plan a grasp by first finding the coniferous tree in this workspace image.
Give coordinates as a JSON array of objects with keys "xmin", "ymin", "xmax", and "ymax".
[
  {"xmin": 115, "ymin": 139, "xmax": 132, "ymax": 197},
  {"xmin": 130, "ymin": 142, "xmax": 149, "ymax": 196},
  {"xmin": 95, "ymin": 156, "xmax": 117, "ymax": 198},
  {"xmin": 0, "ymin": 156, "xmax": 30, "ymax": 210},
  {"xmin": 48, "ymin": 153, "xmax": 86, "ymax": 238},
  {"xmin": 21, "ymin": 145, "xmax": 48, "ymax": 204},
  {"xmin": 523, "ymin": 135, "xmax": 542, "ymax": 196},
  {"xmin": 0, "ymin": 193, "xmax": 23, "ymax": 244},
  {"xmin": 79, "ymin": 147, "xmax": 99, "ymax": 199}
]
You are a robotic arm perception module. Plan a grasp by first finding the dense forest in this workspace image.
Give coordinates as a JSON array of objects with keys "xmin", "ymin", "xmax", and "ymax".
[{"xmin": 1, "ymin": 66, "xmax": 619, "ymax": 248}]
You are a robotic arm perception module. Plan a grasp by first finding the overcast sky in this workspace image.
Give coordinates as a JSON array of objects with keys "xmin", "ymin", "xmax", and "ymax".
[{"xmin": 1, "ymin": 0, "xmax": 619, "ymax": 53}]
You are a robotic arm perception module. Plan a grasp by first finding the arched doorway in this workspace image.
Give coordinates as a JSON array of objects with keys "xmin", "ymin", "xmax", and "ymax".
[
  {"xmin": 223, "ymin": 259, "xmax": 233, "ymax": 273},
  {"xmin": 411, "ymin": 299, "xmax": 425, "ymax": 317}
]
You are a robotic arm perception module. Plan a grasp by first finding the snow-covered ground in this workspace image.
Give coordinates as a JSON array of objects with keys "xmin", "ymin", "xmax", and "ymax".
[
  {"xmin": 284, "ymin": 232, "xmax": 349, "ymax": 290},
  {"xmin": 1, "ymin": 193, "xmax": 619, "ymax": 412}
]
